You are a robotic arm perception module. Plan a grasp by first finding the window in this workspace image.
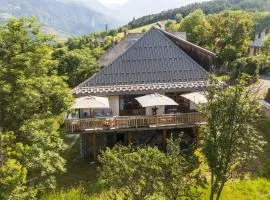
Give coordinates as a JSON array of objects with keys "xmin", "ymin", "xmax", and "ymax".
[{"xmin": 119, "ymin": 95, "xmax": 145, "ymax": 116}]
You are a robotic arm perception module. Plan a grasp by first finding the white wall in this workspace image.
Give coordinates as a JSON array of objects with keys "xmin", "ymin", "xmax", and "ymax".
[{"xmin": 108, "ymin": 96, "xmax": 119, "ymax": 116}]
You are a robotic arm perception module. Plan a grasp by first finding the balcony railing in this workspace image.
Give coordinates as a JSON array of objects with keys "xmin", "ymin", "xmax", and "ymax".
[{"xmin": 65, "ymin": 113, "xmax": 206, "ymax": 133}]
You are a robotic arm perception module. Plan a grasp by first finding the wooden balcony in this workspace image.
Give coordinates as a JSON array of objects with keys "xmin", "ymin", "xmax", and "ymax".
[{"xmin": 65, "ymin": 113, "xmax": 206, "ymax": 133}]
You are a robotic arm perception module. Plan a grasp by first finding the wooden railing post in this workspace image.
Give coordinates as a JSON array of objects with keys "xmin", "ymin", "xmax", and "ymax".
[
  {"xmin": 92, "ymin": 131, "xmax": 97, "ymax": 161},
  {"xmin": 163, "ymin": 129, "xmax": 167, "ymax": 151},
  {"xmin": 128, "ymin": 132, "xmax": 132, "ymax": 145}
]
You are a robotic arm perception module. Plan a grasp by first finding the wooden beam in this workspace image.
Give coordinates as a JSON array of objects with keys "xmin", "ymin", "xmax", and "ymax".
[
  {"xmin": 163, "ymin": 129, "xmax": 167, "ymax": 151},
  {"xmin": 128, "ymin": 132, "xmax": 132, "ymax": 145},
  {"xmin": 195, "ymin": 126, "xmax": 200, "ymax": 148},
  {"xmin": 92, "ymin": 131, "xmax": 97, "ymax": 161}
]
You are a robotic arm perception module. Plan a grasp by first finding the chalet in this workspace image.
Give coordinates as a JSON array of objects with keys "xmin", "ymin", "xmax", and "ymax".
[{"xmin": 65, "ymin": 26, "xmax": 215, "ymax": 160}]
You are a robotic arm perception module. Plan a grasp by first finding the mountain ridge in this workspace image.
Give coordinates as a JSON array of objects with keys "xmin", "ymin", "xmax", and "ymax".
[{"xmin": 0, "ymin": 0, "xmax": 121, "ymax": 37}]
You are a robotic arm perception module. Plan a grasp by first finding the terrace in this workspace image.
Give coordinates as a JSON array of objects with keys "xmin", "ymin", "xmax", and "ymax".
[{"xmin": 65, "ymin": 112, "xmax": 206, "ymax": 133}]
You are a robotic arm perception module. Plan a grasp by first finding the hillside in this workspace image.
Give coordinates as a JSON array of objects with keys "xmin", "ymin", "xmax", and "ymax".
[
  {"xmin": 128, "ymin": 0, "xmax": 270, "ymax": 29},
  {"xmin": 0, "ymin": 0, "xmax": 120, "ymax": 37}
]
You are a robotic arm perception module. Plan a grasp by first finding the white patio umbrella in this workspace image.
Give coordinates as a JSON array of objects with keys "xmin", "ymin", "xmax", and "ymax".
[
  {"xmin": 72, "ymin": 96, "xmax": 110, "ymax": 109},
  {"xmin": 135, "ymin": 93, "xmax": 178, "ymax": 107},
  {"xmin": 181, "ymin": 92, "xmax": 207, "ymax": 104}
]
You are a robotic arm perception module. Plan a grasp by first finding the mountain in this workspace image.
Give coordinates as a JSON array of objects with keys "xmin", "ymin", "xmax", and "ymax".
[
  {"xmin": 0, "ymin": 0, "xmax": 121, "ymax": 37},
  {"xmin": 114, "ymin": 0, "xmax": 209, "ymax": 20},
  {"xmin": 128, "ymin": 0, "xmax": 270, "ymax": 29}
]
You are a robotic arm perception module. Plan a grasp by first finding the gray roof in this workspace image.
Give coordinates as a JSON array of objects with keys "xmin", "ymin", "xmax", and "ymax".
[
  {"xmin": 99, "ymin": 33, "xmax": 143, "ymax": 67},
  {"xmin": 75, "ymin": 26, "xmax": 214, "ymax": 96},
  {"xmin": 99, "ymin": 31, "xmax": 187, "ymax": 67}
]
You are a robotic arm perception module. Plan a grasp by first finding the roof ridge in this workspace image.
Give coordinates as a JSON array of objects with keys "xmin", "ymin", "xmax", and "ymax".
[
  {"xmin": 156, "ymin": 26, "xmax": 215, "ymax": 56},
  {"xmin": 76, "ymin": 27, "xmax": 156, "ymax": 88},
  {"xmin": 153, "ymin": 26, "xmax": 209, "ymax": 76}
]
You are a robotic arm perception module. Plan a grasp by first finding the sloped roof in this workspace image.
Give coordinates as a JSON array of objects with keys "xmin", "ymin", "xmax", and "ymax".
[
  {"xmin": 75, "ymin": 26, "xmax": 214, "ymax": 96},
  {"xmin": 80, "ymin": 27, "xmax": 208, "ymax": 85},
  {"xmin": 99, "ymin": 31, "xmax": 188, "ymax": 67},
  {"xmin": 99, "ymin": 33, "xmax": 143, "ymax": 67}
]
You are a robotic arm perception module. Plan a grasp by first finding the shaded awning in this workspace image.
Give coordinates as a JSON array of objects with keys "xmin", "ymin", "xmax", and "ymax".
[
  {"xmin": 181, "ymin": 92, "xmax": 207, "ymax": 104},
  {"xmin": 72, "ymin": 96, "xmax": 110, "ymax": 109},
  {"xmin": 135, "ymin": 93, "xmax": 178, "ymax": 107}
]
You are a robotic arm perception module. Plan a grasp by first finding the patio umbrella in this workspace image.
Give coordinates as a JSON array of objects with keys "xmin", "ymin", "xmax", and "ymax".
[
  {"xmin": 135, "ymin": 93, "xmax": 178, "ymax": 107},
  {"xmin": 72, "ymin": 96, "xmax": 110, "ymax": 109},
  {"xmin": 181, "ymin": 92, "xmax": 207, "ymax": 104}
]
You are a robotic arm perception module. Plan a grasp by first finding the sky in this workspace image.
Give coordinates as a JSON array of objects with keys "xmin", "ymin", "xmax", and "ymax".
[
  {"xmin": 98, "ymin": 0, "xmax": 130, "ymax": 6},
  {"xmin": 76, "ymin": 0, "xmax": 210, "ymax": 22}
]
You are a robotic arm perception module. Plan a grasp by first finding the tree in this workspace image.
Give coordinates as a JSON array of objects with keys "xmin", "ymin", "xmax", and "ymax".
[
  {"xmin": 175, "ymin": 13, "xmax": 183, "ymax": 23},
  {"xmin": 163, "ymin": 138, "xmax": 205, "ymax": 200},
  {"xmin": 108, "ymin": 29, "xmax": 118, "ymax": 37},
  {"xmin": 55, "ymin": 48, "xmax": 100, "ymax": 87},
  {"xmin": 208, "ymin": 11, "xmax": 254, "ymax": 71},
  {"xmin": 165, "ymin": 20, "xmax": 180, "ymax": 32},
  {"xmin": 0, "ymin": 131, "xmax": 30, "ymax": 200},
  {"xmin": 202, "ymin": 76, "xmax": 265, "ymax": 200},
  {"xmin": 263, "ymin": 36, "xmax": 270, "ymax": 56},
  {"xmin": 179, "ymin": 9, "xmax": 212, "ymax": 48},
  {"xmin": 98, "ymin": 142, "xmax": 204, "ymax": 200},
  {"xmin": 98, "ymin": 145, "xmax": 166, "ymax": 200},
  {"xmin": 0, "ymin": 18, "xmax": 73, "ymax": 198},
  {"xmin": 231, "ymin": 57, "xmax": 260, "ymax": 82}
]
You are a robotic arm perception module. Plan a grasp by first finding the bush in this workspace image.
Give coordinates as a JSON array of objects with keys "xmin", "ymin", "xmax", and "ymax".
[
  {"xmin": 98, "ymin": 140, "xmax": 204, "ymax": 200},
  {"xmin": 231, "ymin": 57, "xmax": 260, "ymax": 82}
]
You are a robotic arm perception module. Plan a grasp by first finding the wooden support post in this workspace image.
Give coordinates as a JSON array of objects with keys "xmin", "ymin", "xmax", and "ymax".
[
  {"xmin": 92, "ymin": 131, "xmax": 97, "ymax": 161},
  {"xmin": 128, "ymin": 132, "xmax": 132, "ymax": 145},
  {"xmin": 195, "ymin": 126, "xmax": 200, "ymax": 148},
  {"xmin": 163, "ymin": 129, "xmax": 167, "ymax": 151}
]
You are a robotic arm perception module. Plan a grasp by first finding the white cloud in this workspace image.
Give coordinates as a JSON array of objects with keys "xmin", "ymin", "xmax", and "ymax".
[{"xmin": 98, "ymin": 0, "xmax": 129, "ymax": 6}]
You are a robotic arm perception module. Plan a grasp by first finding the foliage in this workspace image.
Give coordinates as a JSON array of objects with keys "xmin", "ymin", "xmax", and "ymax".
[
  {"xmin": 231, "ymin": 57, "xmax": 260, "ymax": 81},
  {"xmin": 108, "ymin": 29, "xmax": 118, "ymax": 37},
  {"xmin": 253, "ymin": 12, "xmax": 270, "ymax": 35},
  {"xmin": 0, "ymin": 131, "xmax": 31, "ymax": 200},
  {"xmin": 175, "ymin": 13, "xmax": 183, "ymax": 23},
  {"xmin": 98, "ymin": 145, "xmax": 166, "ymax": 200},
  {"xmin": 128, "ymin": 0, "xmax": 270, "ymax": 29},
  {"xmin": 179, "ymin": 9, "xmax": 212, "ymax": 48},
  {"xmin": 98, "ymin": 141, "xmax": 204, "ymax": 200},
  {"xmin": 163, "ymin": 138, "xmax": 205, "ymax": 200},
  {"xmin": 208, "ymin": 11, "xmax": 254, "ymax": 70},
  {"xmin": 263, "ymin": 36, "xmax": 270, "ymax": 56},
  {"xmin": 165, "ymin": 20, "xmax": 180, "ymax": 32},
  {"xmin": 202, "ymin": 76, "xmax": 265, "ymax": 200},
  {"xmin": 0, "ymin": 18, "xmax": 73, "ymax": 198},
  {"xmin": 54, "ymin": 48, "xmax": 100, "ymax": 87}
]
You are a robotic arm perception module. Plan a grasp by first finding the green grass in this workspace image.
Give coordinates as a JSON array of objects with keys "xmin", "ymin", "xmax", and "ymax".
[
  {"xmin": 55, "ymin": 136, "xmax": 97, "ymax": 188},
  {"xmin": 42, "ymin": 178, "xmax": 270, "ymax": 200},
  {"xmin": 256, "ymin": 117, "xmax": 270, "ymax": 178}
]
